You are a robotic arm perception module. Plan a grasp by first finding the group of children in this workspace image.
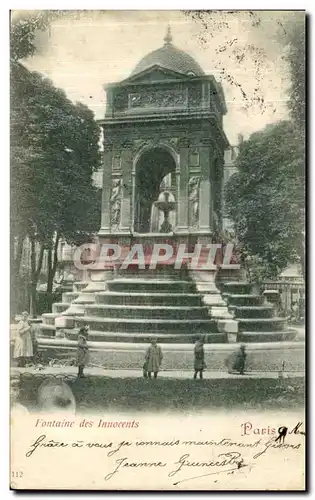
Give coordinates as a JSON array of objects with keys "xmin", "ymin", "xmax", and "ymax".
[
  {"xmin": 76, "ymin": 328, "xmax": 247, "ymax": 379},
  {"xmin": 13, "ymin": 313, "xmax": 247, "ymax": 379}
]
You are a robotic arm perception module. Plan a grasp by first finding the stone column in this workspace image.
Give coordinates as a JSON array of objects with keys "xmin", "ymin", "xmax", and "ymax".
[
  {"xmin": 119, "ymin": 147, "xmax": 133, "ymax": 232},
  {"xmin": 201, "ymin": 82, "xmax": 210, "ymax": 110},
  {"xmin": 198, "ymin": 144, "xmax": 212, "ymax": 233},
  {"xmin": 100, "ymin": 144, "xmax": 113, "ymax": 233},
  {"xmin": 176, "ymin": 140, "xmax": 189, "ymax": 232},
  {"xmin": 105, "ymin": 88, "xmax": 114, "ymax": 117},
  {"xmin": 217, "ymin": 154, "xmax": 224, "ymax": 232}
]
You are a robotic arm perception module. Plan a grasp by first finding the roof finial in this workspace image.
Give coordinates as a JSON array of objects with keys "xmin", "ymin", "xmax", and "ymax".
[{"xmin": 164, "ymin": 25, "xmax": 172, "ymax": 45}]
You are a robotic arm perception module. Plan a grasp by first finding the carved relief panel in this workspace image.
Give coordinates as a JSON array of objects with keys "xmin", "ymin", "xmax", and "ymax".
[
  {"xmin": 113, "ymin": 90, "xmax": 129, "ymax": 111},
  {"xmin": 110, "ymin": 178, "xmax": 122, "ymax": 230},
  {"xmin": 188, "ymin": 176, "xmax": 200, "ymax": 228},
  {"xmin": 188, "ymin": 83, "xmax": 202, "ymax": 107},
  {"xmin": 129, "ymin": 87, "xmax": 186, "ymax": 108},
  {"xmin": 112, "ymin": 151, "xmax": 121, "ymax": 172}
]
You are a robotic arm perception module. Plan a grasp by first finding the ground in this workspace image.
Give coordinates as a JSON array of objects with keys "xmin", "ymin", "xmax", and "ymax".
[{"xmin": 13, "ymin": 367, "xmax": 305, "ymax": 413}]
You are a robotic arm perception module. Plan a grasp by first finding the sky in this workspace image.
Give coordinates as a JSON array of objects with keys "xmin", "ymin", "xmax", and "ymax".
[{"xmin": 19, "ymin": 10, "xmax": 303, "ymax": 145}]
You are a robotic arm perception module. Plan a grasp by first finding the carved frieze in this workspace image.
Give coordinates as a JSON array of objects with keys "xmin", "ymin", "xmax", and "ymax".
[
  {"xmin": 129, "ymin": 87, "xmax": 186, "ymax": 108},
  {"xmin": 199, "ymin": 137, "xmax": 212, "ymax": 147}
]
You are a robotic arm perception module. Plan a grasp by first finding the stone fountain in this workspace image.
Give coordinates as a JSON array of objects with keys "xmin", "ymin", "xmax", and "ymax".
[{"xmin": 154, "ymin": 191, "xmax": 176, "ymax": 233}]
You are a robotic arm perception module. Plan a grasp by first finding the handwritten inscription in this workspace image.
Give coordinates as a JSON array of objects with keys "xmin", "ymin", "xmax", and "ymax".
[
  {"xmin": 24, "ymin": 431, "xmax": 304, "ymax": 485},
  {"xmin": 105, "ymin": 457, "xmax": 167, "ymax": 481},
  {"xmin": 241, "ymin": 421, "xmax": 306, "ymax": 438},
  {"xmin": 168, "ymin": 452, "xmax": 244, "ymax": 477}
]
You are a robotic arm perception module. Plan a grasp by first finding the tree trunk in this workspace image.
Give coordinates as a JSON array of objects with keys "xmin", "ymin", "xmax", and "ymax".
[
  {"xmin": 46, "ymin": 232, "xmax": 60, "ymax": 311},
  {"xmin": 29, "ymin": 237, "xmax": 45, "ymax": 318},
  {"xmin": 10, "ymin": 233, "xmax": 26, "ymax": 318},
  {"xmin": 299, "ymin": 239, "xmax": 305, "ymax": 281},
  {"xmin": 30, "ymin": 236, "xmax": 36, "ymax": 317},
  {"xmin": 14, "ymin": 235, "xmax": 25, "ymax": 275}
]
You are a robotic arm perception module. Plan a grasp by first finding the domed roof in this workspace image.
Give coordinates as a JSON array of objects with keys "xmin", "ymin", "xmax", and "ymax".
[{"xmin": 131, "ymin": 27, "xmax": 205, "ymax": 77}]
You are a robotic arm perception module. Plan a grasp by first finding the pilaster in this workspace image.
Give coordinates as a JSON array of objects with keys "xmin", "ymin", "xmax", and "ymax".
[
  {"xmin": 198, "ymin": 143, "xmax": 212, "ymax": 234},
  {"xmin": 176, "ymin": 140, "xmax": 189, "ymax": 232},
  {"xmin": 119, "ymin": 147, "xmax": 133, "ymax": 232},
  {"xmin": 99, "ymin": 145, "xmax": 112, "ymax": 233}
]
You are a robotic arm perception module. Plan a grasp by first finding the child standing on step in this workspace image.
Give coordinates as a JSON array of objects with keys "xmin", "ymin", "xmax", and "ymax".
[
  {"xmin": 194, "ymin": 335, "xmax": 206, "ymax": 379},
  {"xmin": 76, "ymin": 326, "xmax": 89, "ymax": 378},
  {"xmin": 145, "ymin": 338, "xmax": 163, "ymax": 379}
]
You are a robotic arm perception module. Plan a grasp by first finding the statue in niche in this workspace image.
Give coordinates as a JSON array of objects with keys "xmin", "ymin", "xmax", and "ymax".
[
  {"xmin": 188, "ymin": 176, "xmax": 200, "ymax": 227},
  {"xmin": 213, "ymin": 210, "xmax": 220, "ymax": 238},
  {"xmin": 110, "ymin": 178, "xmax": 122, "ymax": 230}
]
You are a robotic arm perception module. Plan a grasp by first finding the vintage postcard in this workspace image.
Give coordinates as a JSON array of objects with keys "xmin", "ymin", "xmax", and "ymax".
[{"xmin": 10, "ymin": 10, "xmax": 306, "ymax": 490}]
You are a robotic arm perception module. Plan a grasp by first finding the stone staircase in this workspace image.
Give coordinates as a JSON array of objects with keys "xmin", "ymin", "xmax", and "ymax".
[
  {"xmin": 33, "ymin": 268, "xmax": 304, "ymax": 371},
  {"xmin": 40, "ymin": 271, "xmax": 110, "ymax": 336},
  {"xmin": 222, "ymin": 282, "xmax": 296, "ymax": 342},
  {"xmin": 37, "ymin": 271, "xmax": 298, "ymax": 349},
  {"xmin": 36, "ymin": 266, "xmax": 227, "ymax": 361}
]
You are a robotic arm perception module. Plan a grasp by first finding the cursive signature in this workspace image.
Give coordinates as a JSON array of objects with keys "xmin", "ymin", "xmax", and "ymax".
[
  {"xmin": 168, "ymin": 452, "xmax": 245, "ymax": 480},
  {"xmin": 104, "ymin": 457, "xmax": 167, "ymax": 481}
]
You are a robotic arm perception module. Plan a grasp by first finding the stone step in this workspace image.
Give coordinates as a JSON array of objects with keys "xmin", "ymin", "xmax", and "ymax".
[
  {"xmin": 95, "ymin": 291, "xmax": 203, "ymax": 307},
  {"xmin": 223, "ymin": 282, "xmax": 253, "ymax": 295},
  {"xmin": 232, "ymin": 305, "xmax": 274, "ymax": 319},
  {"xmin": 38, "ymin": 324, "xmax": 56, "ymax": 336},
  {"xmin": 73, "ymin": 282, "xmax": 90, "ymax": 292},
  {"xmin": 238, "ymin": 317, "xmax": 287, "ymax": 332},
  {"xmin": 73, "ymin": 293, "xmax": 96, "ymax": 304},
  {"xmin": 75, "ymin": 316, "xmax": 217, "ymax": 334},
  {"xmin": 238, "ymin": 330, "xmax": 297, "ymax": 343},
  {"xmin": 84, "ymin": 304, "xmax": 210, "ymax": 320},
  {"xmin": 107, "ymin": 279, "xmax": 196, "ymax": 293},
  {"xmin": 225, "ymin": 294, "xmax": 264, "ymax": 307},
  {"xmin": 62, "ymin": 292, "xmax": 79, "ymax": 303},
  {"xmin": 42, "ymin": 329, "xmax": 226, "ymax": 344},
  {"xmin": 117, "ymin": 267, "xmax": 189, "ymax": 281},
  {"xmin": 79, "ymin": 282, "xmax": 107, "ymax": 293},
  {"xmin": 42, "ymin": 307, "xmax": 86, "ymax": 325},
  {"xmin": 52, "ymin": 303, "xmax": 71, "ymax": 314},
  {"xmin": 42, "ymin": 313, "xmax": 57, "ymax": 325},
  {"xmin": 61, "ymin": 304, "xmax": 85, "ymax": 316}
]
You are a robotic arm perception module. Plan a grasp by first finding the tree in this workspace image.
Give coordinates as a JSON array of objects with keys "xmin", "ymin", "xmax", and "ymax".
[
  {"xmin": 11, "ymin": 62, "xmax": 101, "ymax": 314},
  {"xmin": 225, "ymin": 121, "xmax": 304, "ymax": 280},
  {"xmin": 285, "ymin": 15, "xmax": 305, "ymax": 135}
]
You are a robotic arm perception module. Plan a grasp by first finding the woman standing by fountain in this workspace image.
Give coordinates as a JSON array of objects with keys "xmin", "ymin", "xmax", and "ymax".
[{"xmin": 13, "ymin": 311, "xmax": 33, "ymax": 367}]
